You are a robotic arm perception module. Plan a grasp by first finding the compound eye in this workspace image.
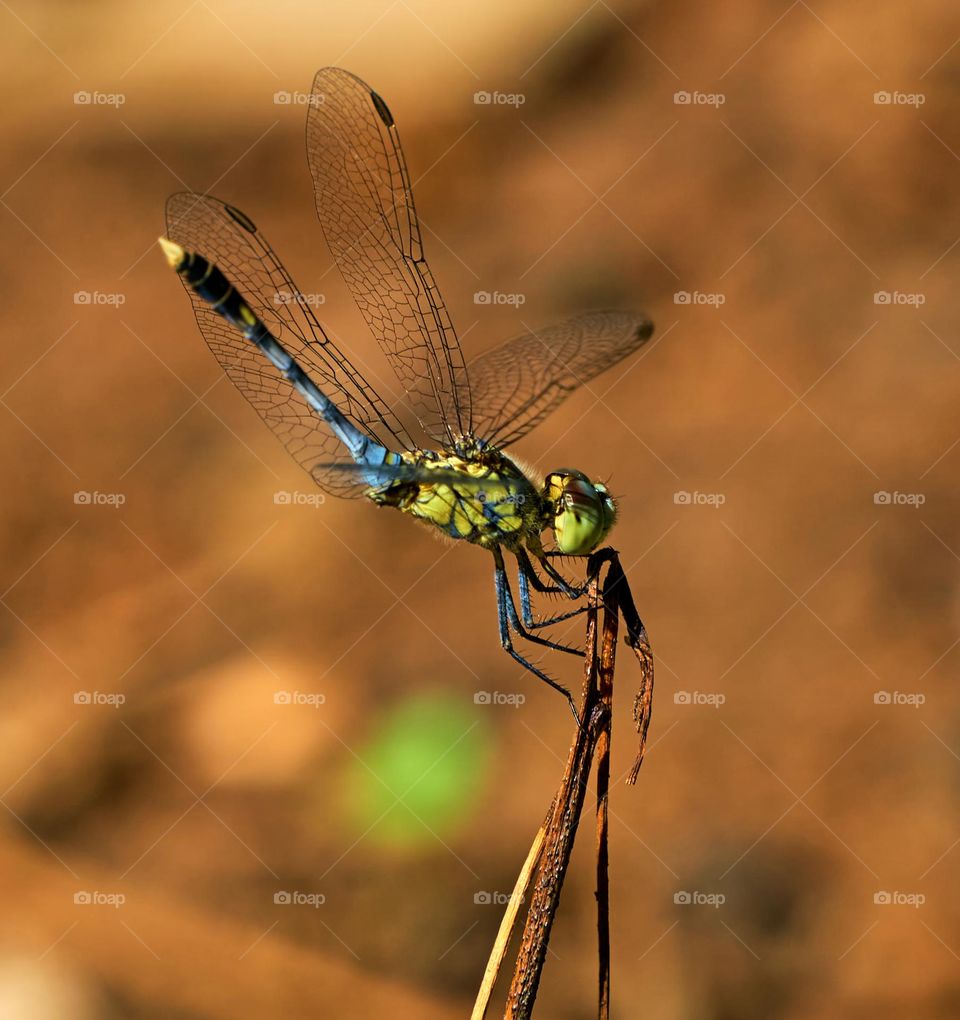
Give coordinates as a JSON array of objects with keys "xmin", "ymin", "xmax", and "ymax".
[{"xmin": 547, "ymin": 472, "xmax": 617, "ymax": 555}]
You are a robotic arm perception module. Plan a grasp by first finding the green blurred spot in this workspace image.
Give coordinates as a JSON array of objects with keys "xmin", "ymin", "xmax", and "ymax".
[{"xmin": 343, "ymin": 692, "xmax": 490, "ymax": 848}]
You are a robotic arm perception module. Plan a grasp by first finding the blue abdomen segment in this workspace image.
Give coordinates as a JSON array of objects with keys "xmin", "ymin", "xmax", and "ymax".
[{"xmin": 169, "ymin": 244, "xmax": 392, "ymax": 476}]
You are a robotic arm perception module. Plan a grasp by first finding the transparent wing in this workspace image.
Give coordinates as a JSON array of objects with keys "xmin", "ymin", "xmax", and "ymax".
[
  {"xmin": 467, "ymin": 311, "xmax": 654, "ymax": 449},
  {"xmin": 165, "ymin": 192, "xmax": 416, "ymax": 499},
  {"xmin": 306, "ymin": 66, "xmax": 471, "ymax": 445}
]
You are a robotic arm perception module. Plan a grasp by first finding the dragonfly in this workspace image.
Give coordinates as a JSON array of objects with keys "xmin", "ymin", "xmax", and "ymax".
[{"xmin": 159, "ymin": 66, "xmax": 654, "ymax": 720}]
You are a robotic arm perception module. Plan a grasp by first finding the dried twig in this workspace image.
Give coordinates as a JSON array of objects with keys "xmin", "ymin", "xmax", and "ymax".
[
  {"xmin": 471, "ymin": 549, "xmax": 654, "ymax": 1019},
  {"xmin": 471, "ymin": 823, "xmax": 547, "ymax": 1020}
]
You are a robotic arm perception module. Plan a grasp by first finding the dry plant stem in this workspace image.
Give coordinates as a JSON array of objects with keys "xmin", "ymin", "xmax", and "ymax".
[
  {"xmin": 596, "ymin": 723, "xmax": 611, "ymax": 1020},
  {"xmin": 505, "ymin": 703, "xmax": 607, "ymax": 1018},
  {"xmin": 472, "ymin": 823, "xmax": 548, "ymax": 1020},
  {"xmin": 474, "ymin": 550, "xmax": 654, "ymax": 1020},
  {"xmin": 602, "ymin": 553, "xmax": 655, "ymax": 785},
  {"xmin": 504, "ymin": 556, "xmax": 610, "ymax": 1019},
  {"xmin": 595, "ymin": 561, "xmax": 620, "ymax": 1020}
]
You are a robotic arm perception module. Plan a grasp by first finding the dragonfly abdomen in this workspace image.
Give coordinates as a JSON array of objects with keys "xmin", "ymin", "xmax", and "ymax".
[{"xmin": 159, "ymin": 238, "xmax": 393, "ymax": 476}]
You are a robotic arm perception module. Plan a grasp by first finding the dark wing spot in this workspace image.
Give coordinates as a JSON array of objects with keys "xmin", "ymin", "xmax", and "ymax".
[
  {"xmin": 634, "ymin": 319, "xmax": 655, "ymax": 342},
  {"xmin": 224, "ymin": 204, "xmax": 258, "ymax": 233},
  {"xmin": 370, "ymin": 90, "xmax": 394, "ymax": 127}
]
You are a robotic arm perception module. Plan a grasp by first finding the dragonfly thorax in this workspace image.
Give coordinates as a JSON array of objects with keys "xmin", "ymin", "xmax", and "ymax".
[{"xmin": 370, "ymin": 446, "xmax": 545, "ymax": 551}]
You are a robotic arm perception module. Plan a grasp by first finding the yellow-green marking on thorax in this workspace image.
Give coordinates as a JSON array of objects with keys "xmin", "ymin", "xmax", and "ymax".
[{"xmin": 369, "ymin": 449, "xmax": 543, "ymax": 549}]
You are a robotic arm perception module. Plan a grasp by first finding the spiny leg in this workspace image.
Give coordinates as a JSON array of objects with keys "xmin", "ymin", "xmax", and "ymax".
[
  {"xmin": 516, "ymin": 550, "xmax": 591, "ymax": 620},
  {"xmin": 496, "ymin": 551, "xmax": 583, "ymax": 659},
  {"xmin": 516, "ymin": 546, "xmax": 567, "ymax": 595},
  {"xmin": 492, "ymin": 548, "xmax": 580, "ymax": 724},
  {"xmin": 515, "ymin": 548, "xmax": 591, "ymax": 632},
  {"xmin": 537, "ymin": 551, "xmax": 588, "ymax": 599}
]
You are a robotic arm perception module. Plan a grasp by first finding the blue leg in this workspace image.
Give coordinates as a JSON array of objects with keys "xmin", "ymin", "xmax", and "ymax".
[
  {"xmin": 515, "ymin": 549, "xmax": 591, "ymax": 631},
  {"xmin": 493, "ymin": 549, "xmax": 581, "ymax": 724},
  {"xmin": 498, "ymin": 552, "xmax": 583, "ymax": 658}
]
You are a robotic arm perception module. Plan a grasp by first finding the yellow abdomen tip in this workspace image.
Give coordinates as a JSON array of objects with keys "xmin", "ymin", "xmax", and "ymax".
[{"xmin": 158, "ymin": 236, "xmax": 185, "ymax": 269}]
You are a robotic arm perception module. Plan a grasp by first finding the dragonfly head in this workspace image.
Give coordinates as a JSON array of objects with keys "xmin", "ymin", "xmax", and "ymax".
[{"xmin": 542, "ymin": 470, "xmax": 617, "ymax": 555}]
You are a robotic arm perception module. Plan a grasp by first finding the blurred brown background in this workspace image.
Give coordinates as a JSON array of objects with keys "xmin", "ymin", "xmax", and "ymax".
[{"xmin": 1, "ymin": 1, "xmax": 958, "ymax": 1017}]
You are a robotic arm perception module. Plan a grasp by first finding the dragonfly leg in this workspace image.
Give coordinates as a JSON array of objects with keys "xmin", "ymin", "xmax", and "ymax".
[
  {"xmin": 515, "ymin": 552, "xmax": 591, "ymax": 633},
  {"xmin": 533, "ymin": 550, "xmax": 588, "ymax": 599},
  {"xmin": 516, "ymin": 547, "xmax": 567, "ymax": 595},
  {"xmin": 497, "ymin": 553, "xmax": 583, "ymax": 659},
  {"xmin": 493, "ymin": 550, "xmax": 581, "ymax": 725}
]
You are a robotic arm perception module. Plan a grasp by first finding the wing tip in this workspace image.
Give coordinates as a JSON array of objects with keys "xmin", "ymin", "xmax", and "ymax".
[{"xmin": 635, "ymin": 317, "xmax": 655, "ymax": 343}]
